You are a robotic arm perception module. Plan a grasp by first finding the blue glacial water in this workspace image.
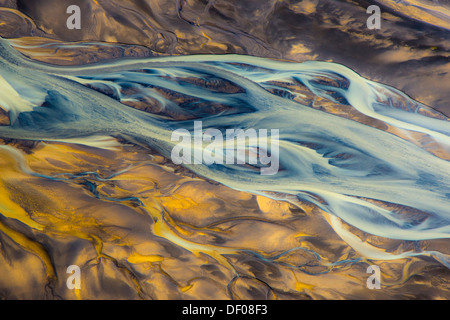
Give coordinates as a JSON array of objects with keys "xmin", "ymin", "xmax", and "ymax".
[{"xmin": 0, "ymin": 36, "xmax": 449, "ymax": 267}]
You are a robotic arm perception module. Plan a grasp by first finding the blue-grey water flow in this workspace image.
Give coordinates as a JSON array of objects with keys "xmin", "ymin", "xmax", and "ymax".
[{"xmin": 0, "ymin": 37, "xmax": 449, "ymax": 267}]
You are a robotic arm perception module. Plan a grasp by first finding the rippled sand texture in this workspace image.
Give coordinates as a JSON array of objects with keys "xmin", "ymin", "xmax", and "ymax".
[{"xmin": 0, "ymin": 0, "xmax": 449, "ymax": 299}]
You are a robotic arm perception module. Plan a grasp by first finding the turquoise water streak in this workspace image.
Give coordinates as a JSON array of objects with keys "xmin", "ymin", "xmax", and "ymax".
[{"xmin": 0, "ymin": 37, "xmax": 449, "ymax": 266}]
